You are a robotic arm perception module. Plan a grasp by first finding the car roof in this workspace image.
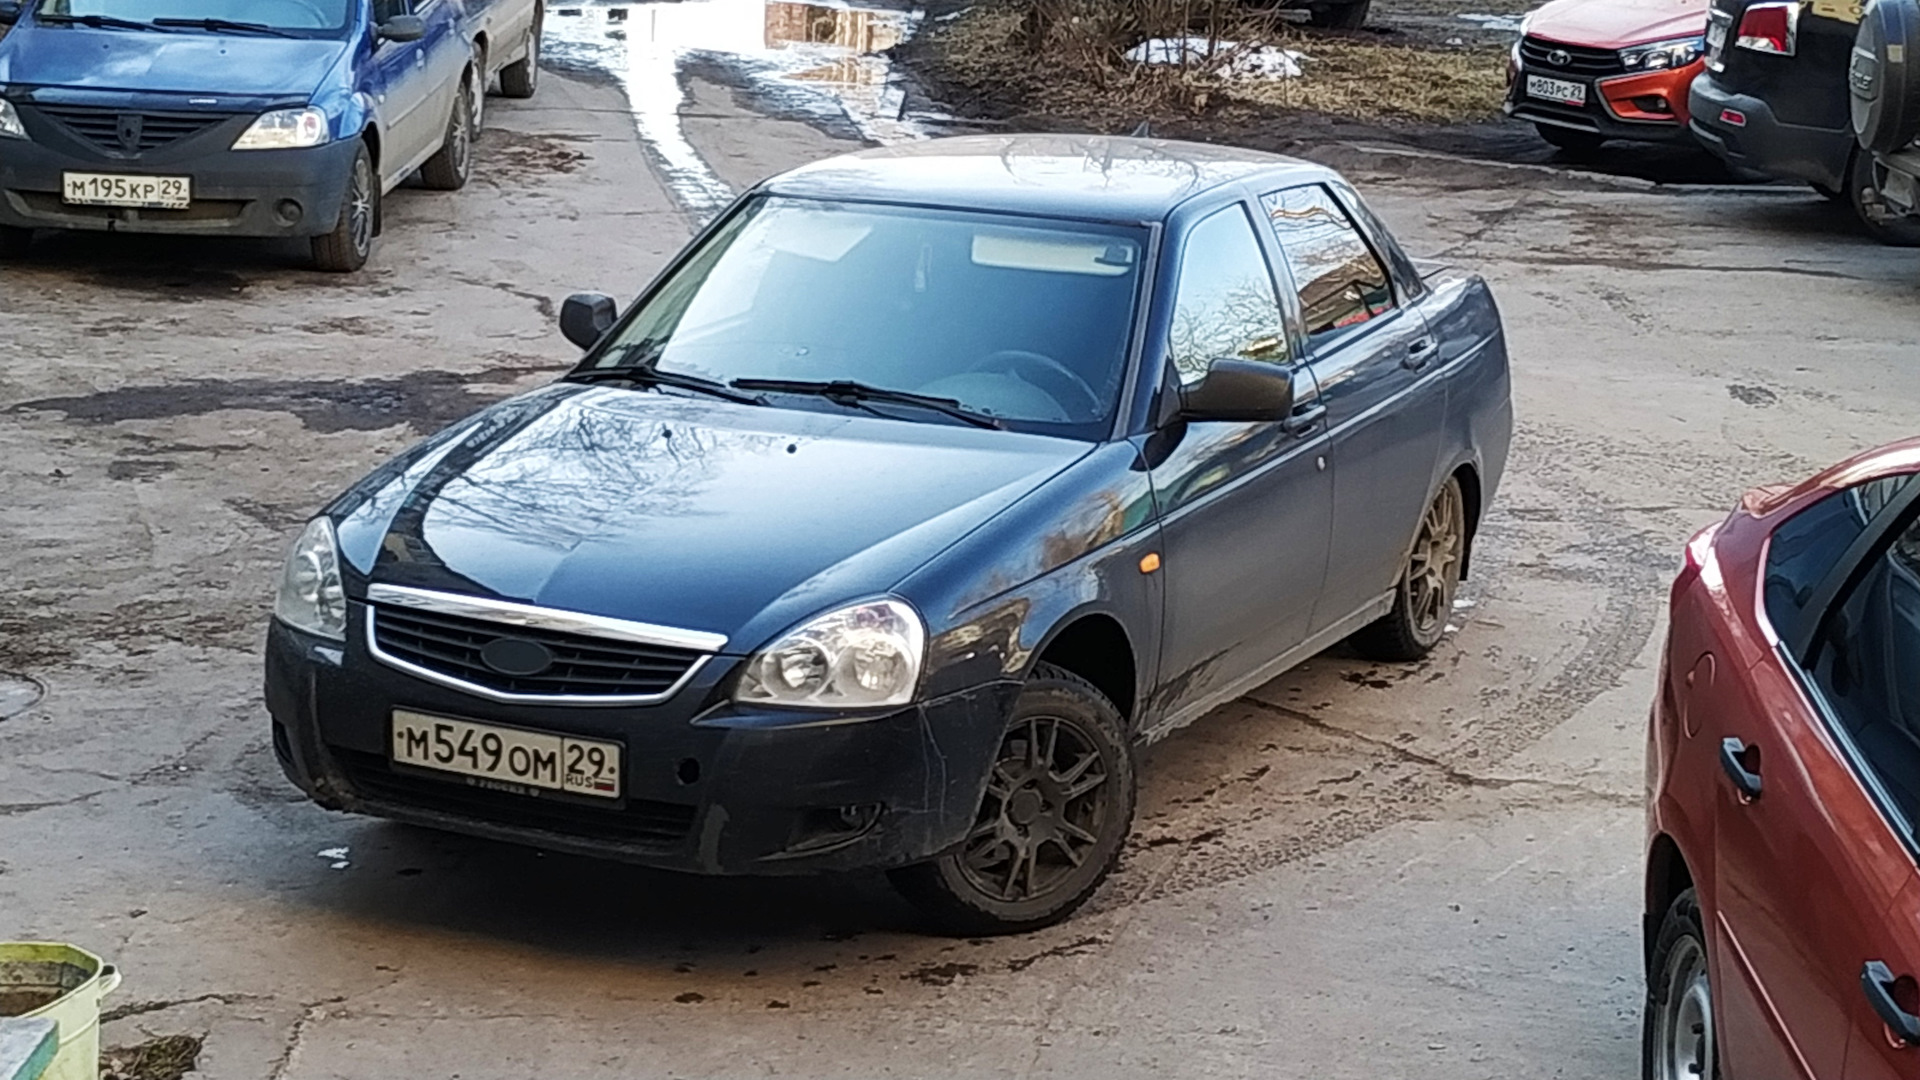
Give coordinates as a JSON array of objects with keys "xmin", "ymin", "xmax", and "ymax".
[
  {"xmin": 1743, "ymin": 437, "xmax": 1920, "ymax": 518},
  {"xmin": 758, "ymin": 134, "xmax": 1329, "ymax": 224}
]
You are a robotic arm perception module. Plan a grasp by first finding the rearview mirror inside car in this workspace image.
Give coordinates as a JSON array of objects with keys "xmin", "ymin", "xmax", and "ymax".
[
  {"xmin": 560, "ymin": 292, "xmax": 618, "ymax": 350},
  {"xmin": 1179, "ymin": 359, "xmax": 1297, "ymax": 423},
  {"xmin": 377, "ymin": 14, "xmax": 426, "ymax": 42}
]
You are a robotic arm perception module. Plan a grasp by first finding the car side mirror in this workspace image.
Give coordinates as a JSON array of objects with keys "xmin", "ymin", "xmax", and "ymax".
[
  {"xmin": 1179, "ymin": 358, "xmax": 1297, "ymax": 423},
  {"xmin": 377, "ymin": 14, "xmax": 426, "ymax": 42},
  {"xmin": 560, "ymin": 292, "xmax": 618, "ymax": 350}
]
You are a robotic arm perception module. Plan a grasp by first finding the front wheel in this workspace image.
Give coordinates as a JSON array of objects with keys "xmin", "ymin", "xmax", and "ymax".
[
  {"xmin": 889, "ymin": 663, "xmax": 1135, "ymax": 936},
  {"xmin": 310, "ymin": 144, "xmax": 376, "ymax": 273},
  {"xmin": 1350, "ymin": 475, "xmax": 1466, "ymax": 662},
  {"xmin": 1643, "ymin": 889, "xmax": 1718, "ymax": 1080},
  {"xmin": 1848, "ymin": 148, "xmax": 1920, "ymax": 247},
  {"xmin": 417, "ymin": 75, "xmax": 475, "ymax": 191}
]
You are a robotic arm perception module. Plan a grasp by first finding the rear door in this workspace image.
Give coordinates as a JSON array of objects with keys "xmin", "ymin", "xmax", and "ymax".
[
  {"xmin": 1704, "ymin": 474, "xmax": 1920, "ymax": 1078},
  {"xmin": 1257, "ymin": 182, "xmax": 1444, "ymax": 634}
]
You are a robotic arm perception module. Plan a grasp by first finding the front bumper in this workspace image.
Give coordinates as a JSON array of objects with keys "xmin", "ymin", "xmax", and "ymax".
[
  {"xmin": 0, "ymin": 129, "xmax": 358, "ymax": 239},
  {"xmin": 1687, "ymin": 75, "xmax": 1854, "ymax": 188},
  {"xmin": 1505, "ymin": 61, "xmax": 1704, "ymax": 144},
  {"xmin": 264, "ymin": 614, "xmax": 1016, "ymax": 876}
]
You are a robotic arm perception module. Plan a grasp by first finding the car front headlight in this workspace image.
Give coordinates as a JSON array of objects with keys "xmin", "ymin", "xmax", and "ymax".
[
  {"xmin": 1620, "ymin": 35, "xmax": 1706, "ymax": 71},
  {"xmin": 232, "ymin": 107, "xmax": 330, "ymax": 151},
  {"xmin": 0, "ymin": 99, "xmax": 26, "ymax": 140},
  {"xmin": 735, "ymin": 599, "xmax": 926, "ymax": 710},
  {"xmin": 275, "ymin": 517, "xmax": 347, "ymax": 641}
]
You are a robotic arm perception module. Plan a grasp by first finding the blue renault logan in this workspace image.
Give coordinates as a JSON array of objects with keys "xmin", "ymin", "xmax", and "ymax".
[
  {"xmin": 0, "ymin": 0, "xmax": 541, "ymax": 270},
  {"xmin": 265, "ymin": 136, "xmax": 1513, "ymax": 934}
]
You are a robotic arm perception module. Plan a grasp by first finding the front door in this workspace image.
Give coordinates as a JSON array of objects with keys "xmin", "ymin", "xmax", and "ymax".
[
  {"xmin": 1259, "ymin": 183, "xmax": 1445, "ymax": 633},
  {"xmin": 366, "ymin": 0, "xmax": 440, "ymax": 184},
  {"xmin": 1145, "ymin": 201, "xmax": 1333, "ymax": 726}
]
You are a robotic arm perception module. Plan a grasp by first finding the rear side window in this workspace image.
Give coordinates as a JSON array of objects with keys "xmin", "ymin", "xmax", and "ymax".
[
  {"xmin": 1260, "ymin": 184, "xmax": 1395, "ymax": 342},
  {"xmin": 1808, "ymin": 501, "xmax": 1920, "ymax": 835}
]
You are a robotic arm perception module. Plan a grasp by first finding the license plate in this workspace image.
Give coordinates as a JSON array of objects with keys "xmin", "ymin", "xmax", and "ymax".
[
  {"xmin": 390, "ymin": 709, "xmax": 623, "ymax": 799},
  {"xmin": 1706, "ymin": 19, "xmax": 1728, "ymax": 52},
  {"xmin": 62, "ymin": 172, "xmax": 191, "ymax": 210},
  {"xmin": 1525, "ymin": 74, "xmax": 1587, "ymax": 106}
]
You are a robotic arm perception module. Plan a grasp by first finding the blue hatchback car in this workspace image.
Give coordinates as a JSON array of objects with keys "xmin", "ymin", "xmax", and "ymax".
[
  {"xmin": 264, "ymin": 136, "xmax": 1513, "ymax": 934},
  {"xmin": 0, "ymin": 0, "xmax": 542, "ymax": 270}
]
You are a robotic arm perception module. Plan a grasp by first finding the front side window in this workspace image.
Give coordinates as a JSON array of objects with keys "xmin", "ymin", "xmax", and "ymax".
[
  {"xmin": 1165, "ymin": 203, "xmax": 1289, "ymax": 387},
  {"xmin": 34, "ymin": 0, "xmax": 355, "ymax": 32},
  {"xmin": 586, "ymin": 196, "xmax": 1147, "ymax": 438},
  {"xmin": 1807, "ymin": 486, "xmax": 1920, "ymax": 836},
  {"xmin": 1262, "ymin": 184, "xmax": 1395, "ymax": 342}
]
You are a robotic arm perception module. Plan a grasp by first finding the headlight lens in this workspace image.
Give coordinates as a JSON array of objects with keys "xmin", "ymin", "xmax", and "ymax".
[
  {"xmin": 735, "ymin": 599, "xmax": 925, "ymax": 710},
  {"xmin": 275, "ymin": 518, "xmax": 347, "ymax": 641},
  {"xmin": 1620, "ymin": 35, "xmax": 1706, "ymax": 71},
  {"xmin": 0, "ymin": 99, "xmax": 26, "ymax": 140},
  {"xmin": 232, "ymin": 107, "xmax": 330, "ymax": 151}
]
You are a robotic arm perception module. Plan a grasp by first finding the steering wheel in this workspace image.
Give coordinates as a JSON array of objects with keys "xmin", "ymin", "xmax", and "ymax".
[{"xmin": 971, "ymin": 350, "xmax": 1101, "ymax": 420}]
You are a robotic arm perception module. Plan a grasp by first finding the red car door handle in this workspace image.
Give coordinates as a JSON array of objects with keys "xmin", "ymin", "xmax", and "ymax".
[
  {"xmin": 1862, "ymin": 961, "xmax": 1920, "ymax": 1046},
  {"xmin": 1720, "ymin": 737, "xmax": 1763, "ymax": 800}
]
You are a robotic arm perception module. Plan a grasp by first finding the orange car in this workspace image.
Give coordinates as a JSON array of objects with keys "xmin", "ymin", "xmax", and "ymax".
[{"xmin": 1504, "ymin": 0, "xmax": 1711, "ymax": 152}]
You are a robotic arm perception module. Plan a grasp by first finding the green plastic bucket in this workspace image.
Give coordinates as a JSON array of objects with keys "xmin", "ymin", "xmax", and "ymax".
[{"xmin": 0, "ymin": 944, "xmax": 120, "ymax": 1080}]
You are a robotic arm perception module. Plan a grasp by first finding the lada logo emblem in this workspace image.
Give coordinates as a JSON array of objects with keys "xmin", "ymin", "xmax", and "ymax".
[
  {"xmin": 480, "ymin": 637, "xmax": 555, "ymax": 677},
  {"xmin": 1548, "ymin": 48, "xmax": 1572, "ymax": 66}
]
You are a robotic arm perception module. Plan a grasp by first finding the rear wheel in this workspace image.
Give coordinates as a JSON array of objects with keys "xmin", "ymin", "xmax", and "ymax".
[
  {"xmin": 310, "ymin": 144, "xmax": 376, "ymax": 273},
  {"xmin": 500, "ymin": 14, "xmax": 540, "ymax": 99},
  {"xmin": 0, "ymin": 226, "xmax": 31, "ymax": 259},
  {"xmin": 1305, "ymin": 0, "xmax": 1371, "ymax": 27},
  {"xmin": 889, "ymin": 663, "xmax": 1135, "ymax": 936},
  {"xmin": 1536, "ymin": 123, "xmax": 1606, "ymax": 154},
  {"xmin": 1848, "ymin": 148, "xmax": 1920, "ymax": 247},
  {"xmin": 1351, "ymin": 475, "xmax": 1466, "ymax": 662},
  {"xmin": 1643, "ymin": 889, "xmax": 1718, "ymax": 1080},
  {"xmin": 418, "ymin": 75, "xmax": 475, "ymax": 191}
]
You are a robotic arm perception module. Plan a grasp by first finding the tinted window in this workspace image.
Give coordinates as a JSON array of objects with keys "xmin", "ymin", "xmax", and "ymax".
[
  {"xmin": 1809, "ymin": 499, "xmax": 1920, "ymax": 834},
  {"xmin": 1166, "ymin": 204, "xmax": 1288, "ymax": 387},
  {"xmin": 590, "ymin": 196, "xmax": 1146, "ymax": 438},
  {"xmin": 1764, "ymin": 476, "xmax": 1914, "ymax": 644},
  {"xmin": 1327, "ymin": 180, "xmax": 1423, "ymax": 300},
  {"xmin": 1262, "ymin": 184, "xmax": 1394, "ymax": 341}
]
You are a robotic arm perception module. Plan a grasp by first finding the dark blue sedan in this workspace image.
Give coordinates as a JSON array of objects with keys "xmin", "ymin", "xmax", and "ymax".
[
  {"xmin": 264, "ymin": 136, "xmax": 1514, "ymax": 934},
  {"xmin": 0, "ymin": 0, "xmax": 541, "ymax": 270}
]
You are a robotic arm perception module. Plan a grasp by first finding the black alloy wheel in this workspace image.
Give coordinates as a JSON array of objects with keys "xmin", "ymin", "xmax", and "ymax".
[
  {"xmin": 310, "ymin": 144, "xmax": 376, "ymax": 273},
  {"xmin": 889, "ymin": 663, "xmax": 1135, "ymax": 936}
]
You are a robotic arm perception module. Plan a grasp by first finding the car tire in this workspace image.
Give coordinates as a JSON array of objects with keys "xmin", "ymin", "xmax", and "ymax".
[
  {"xmin": 1643, "ymin": 888, "xmax": 1719, "ymax": 1080},
  {"xmin": 1535, "ymin": 123, "xmax": 1606, "ymax": 154},
  {"xmin": 888, "ymin": 662, "xmax": 1135, "ymax": 936},
  {"xmin": 500, "ymin": 14, "xmax": 540, "ymax": 99},
  {"xmin": 0, "ymin": 226, "xmax": 31, "ymax": 259},
  {"xmin": 1350, "ymin": 475, "xmax": 1466, "ymax": 662},
  {"xmin": 1306, "ymin": 0, "xmax": 1371, "ymax": 28},
  {"xmin": 1848, "ymin": 148, "xmax": 1920, "ymax": 247},
  {"xmin": 417, "ymin": 75, "xmax": 475, "ymax": 192},
  {"xmin": 310, "ymin": 143, "xmax": 377, "ymax": 274}
]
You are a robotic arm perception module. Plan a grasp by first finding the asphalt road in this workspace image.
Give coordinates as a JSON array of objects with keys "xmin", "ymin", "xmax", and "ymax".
[{"xmin": 2, "ymin": 58, "xmax": 1918, "ymax": 1080}]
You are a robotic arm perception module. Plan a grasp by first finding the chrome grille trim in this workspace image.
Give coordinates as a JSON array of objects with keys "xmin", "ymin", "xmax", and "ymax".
[{"xmin": 364, "ymin": 583, "xmax": 727, "ymax": 653}]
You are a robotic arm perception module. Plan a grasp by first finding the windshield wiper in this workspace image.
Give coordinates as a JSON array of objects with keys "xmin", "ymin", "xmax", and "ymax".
[
  {"xmin": 568, "ymin": 364, "xmax": 766, "ymax": 406},
  {"xmin": 33, "ymin": 12, "xmax": 171, "ymax": 31},
  {"xmin": 730, "ymin": 378, "xmax": 1003, "ymax": 430},
  {"xmin": 152, "ymin": 17, "xmax": 294, "ymax": 36}
]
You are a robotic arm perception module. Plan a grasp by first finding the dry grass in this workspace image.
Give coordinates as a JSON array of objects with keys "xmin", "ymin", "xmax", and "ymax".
[
  {"xmin": 919, "ymin": 0, "xmax": 1507, "ymax": 127},
  {"xmin": 101, "ymin": 1035, "xmax": 203, "ymax": 1080}
]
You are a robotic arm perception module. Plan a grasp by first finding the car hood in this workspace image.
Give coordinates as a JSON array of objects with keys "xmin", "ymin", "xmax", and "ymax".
[
  {"xmin": 333, "ymin": 384, "xmax": 1092, "ymax": 651},
  {"xmin": 1525, "ymin": 0, "xmax": 1709, "ymax": 48},
  {"xmin": 0, "ymin": 25, "xmax": 343, "ymax": 97}
]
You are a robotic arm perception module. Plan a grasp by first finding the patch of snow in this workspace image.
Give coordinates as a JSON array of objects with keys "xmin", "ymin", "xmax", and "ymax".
[
  {"xmin": 1125, "ymin": 36, "xmax": 1304, "ymax": 79},
  {"xmin": 1457, "ymin": 12, "xmax": 1526, "ymax": 32}
]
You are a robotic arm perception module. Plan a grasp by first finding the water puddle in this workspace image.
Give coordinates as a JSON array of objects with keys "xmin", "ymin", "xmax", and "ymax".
[
  {"xmin": 0, "ymin": 673, "xmax": 43, "ymax": 720},
  {"xmin": 543, "ymin": 0, "xmax": 932, "ymax": 221}
]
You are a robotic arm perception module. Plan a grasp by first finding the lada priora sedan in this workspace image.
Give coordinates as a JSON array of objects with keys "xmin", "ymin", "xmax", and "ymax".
[{"xmin": 265, "ymin": 135, "xmax": 1514, "ymax": 934}]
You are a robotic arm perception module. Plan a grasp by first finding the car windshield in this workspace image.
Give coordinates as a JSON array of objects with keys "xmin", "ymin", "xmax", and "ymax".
[
  {"xmin": 584, "ymin": 196, "xmax": 1148, "ymax": 439},
  {"xmin": 32, "ymin": 0, "xmax": 353, "ymax": 33}
]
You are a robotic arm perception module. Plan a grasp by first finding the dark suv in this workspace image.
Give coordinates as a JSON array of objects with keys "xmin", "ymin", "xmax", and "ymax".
[{"xmin": 1689, "ymin": 0, "xmax": 1920, "ymax": 244}]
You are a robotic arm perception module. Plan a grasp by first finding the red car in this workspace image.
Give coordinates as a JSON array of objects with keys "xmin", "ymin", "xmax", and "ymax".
[
  {"xmin": 1506, "ymin": 0, "xmax": 1711, "ymax": 153},
  {"xmin": 1646, "ymin": 438, "xmax": 1920, "ymax": 1079}
]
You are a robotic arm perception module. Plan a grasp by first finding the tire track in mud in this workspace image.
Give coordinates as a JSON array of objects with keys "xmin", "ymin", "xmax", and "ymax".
[{"xmin": 1105, "ymin": 421, "xmax": 1674, "ymax": 908}]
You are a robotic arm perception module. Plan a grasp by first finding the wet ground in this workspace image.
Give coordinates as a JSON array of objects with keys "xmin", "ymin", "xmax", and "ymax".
[{"xmin": 2, "ymin": 4, "xmax": 1918, "ymax": 1078}]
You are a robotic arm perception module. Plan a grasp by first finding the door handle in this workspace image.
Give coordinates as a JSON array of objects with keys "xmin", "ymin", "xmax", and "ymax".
[
  {"xmin": 1862, "ymin": 961, "xmax": 1920, "ymax": 1047},
  {"xmin": 1719, "ymin": 737, "xmax": 1763, "ymax": 800},
  {"xmin": 1402, "ymin": 337, "xmax": 1438, "ymax": 371},
  {"xmin": 1284, "ymin": 402, "xmax": 1327, "ymax": 437}
]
